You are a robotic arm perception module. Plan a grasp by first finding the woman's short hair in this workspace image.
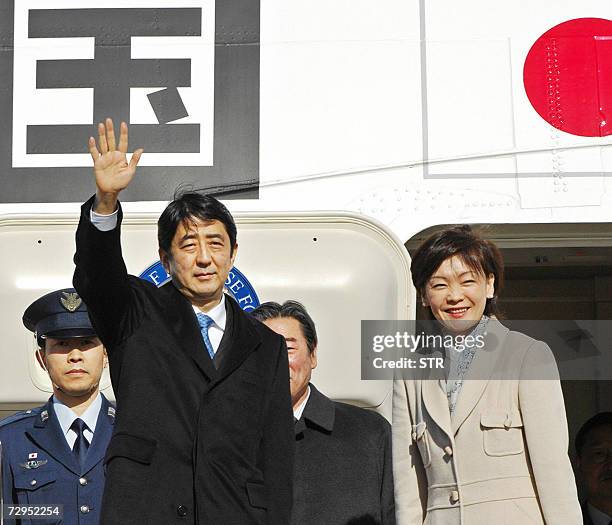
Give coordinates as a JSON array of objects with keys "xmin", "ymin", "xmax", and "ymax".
[{"xmin": 411, "ymin": 225, "xmax": 504, "ymax": 317}]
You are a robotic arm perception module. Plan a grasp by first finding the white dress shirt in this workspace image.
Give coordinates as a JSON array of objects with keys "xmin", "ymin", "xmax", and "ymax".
[
  {"xmin": 90, "ymin": 205, "xmax": 118, "ymax": 231},
  {"xmin": 193, "ymin": 296, "xmax": 226, "ymax": 354},
  {"xmin": 53, "ymin": 393, "xmax": 101, "ymax": 449},
  {"xmin": 293, "ymin": 385, "xmax": 311, "ymax": 421}
]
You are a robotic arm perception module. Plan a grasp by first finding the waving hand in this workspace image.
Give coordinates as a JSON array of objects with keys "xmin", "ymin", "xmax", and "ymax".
[{"xmin": 89, "ymin": 118, "xmax": 143, "ymax": 214}]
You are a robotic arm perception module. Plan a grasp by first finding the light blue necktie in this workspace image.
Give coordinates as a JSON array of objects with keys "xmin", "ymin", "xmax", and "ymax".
[{"xmin": 196, "ymin": 312, "xmax": 215, "ymax": 359}]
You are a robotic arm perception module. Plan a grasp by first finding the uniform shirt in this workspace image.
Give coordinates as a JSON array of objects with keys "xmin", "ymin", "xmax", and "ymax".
[{"xmin": 53, "ymin": 393, "xmax": 101, "ymax": 449}]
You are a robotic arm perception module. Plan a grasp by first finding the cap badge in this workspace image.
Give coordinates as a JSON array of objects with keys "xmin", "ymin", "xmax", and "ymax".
[{"xmin": 60, "ymin": 292, "xmax": 82, "ymax": 312}]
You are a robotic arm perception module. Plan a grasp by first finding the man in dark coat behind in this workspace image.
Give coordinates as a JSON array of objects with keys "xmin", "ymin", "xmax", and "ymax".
[
  {"xmin": 575, "ymin": 412, "xmax": 612, "ymax": 525},
  {"xmin": 252, "ymin": 300, "xmax": 396, "ymax": 525},
  {"xmin": 72, "ymin": 119, "xmax": 293, "ymax": 524}
]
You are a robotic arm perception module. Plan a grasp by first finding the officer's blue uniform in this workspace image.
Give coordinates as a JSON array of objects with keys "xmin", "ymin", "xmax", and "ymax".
[
  {"xmin": 0, "ymin": 288, "xmax": 114, "ymax": 524},
  {"xmin": 0, "ymin": 395, "xmax": 115, "ymax": 524}
]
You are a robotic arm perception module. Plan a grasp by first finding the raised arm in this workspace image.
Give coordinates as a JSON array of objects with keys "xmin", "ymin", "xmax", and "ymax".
[{"xmin": 73, "ymin": 119, "xmax": 144, "ymax": 351}]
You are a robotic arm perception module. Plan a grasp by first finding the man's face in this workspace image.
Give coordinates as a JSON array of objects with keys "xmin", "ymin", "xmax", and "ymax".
[
  {"xmin": 263, "ymin": 317, "xmax": 317, "ymax": 409},
  {"xmin": 578, "ymin": 424, "xmax": 612, "ymax": 507},
  {"xmin": 160, "ymin": 217, "xmax": 237, "ymax": 308},
  {"xmin": 41, "ymin": 337, "xmax": 107, "ymax": 399}
]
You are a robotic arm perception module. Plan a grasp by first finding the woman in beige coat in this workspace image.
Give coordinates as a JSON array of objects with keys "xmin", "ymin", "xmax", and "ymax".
[{"xmin": 393, "ymin": 226, "xmax": 582, "ymax": 524}]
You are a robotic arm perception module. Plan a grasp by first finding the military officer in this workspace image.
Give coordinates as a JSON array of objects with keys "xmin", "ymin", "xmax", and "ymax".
[{"xmin": 0, "ymin": 288, "xmax": 114, "ymax": 524}]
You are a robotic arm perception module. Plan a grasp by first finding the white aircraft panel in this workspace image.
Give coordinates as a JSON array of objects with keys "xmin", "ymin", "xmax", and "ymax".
[{"xmin": 426, "ymin": 39, "xmax": 515, "ymax": 166}]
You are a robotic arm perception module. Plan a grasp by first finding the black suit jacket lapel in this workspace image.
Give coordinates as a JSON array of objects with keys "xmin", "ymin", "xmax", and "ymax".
[
  {"xmin": 297, "ymin": 384, "xmax": 335, "ymax": 436},
  {"xmin": 26, "ymin": 399, "xmax": 80, "ymax": 475},
  {"xmin": 82, "ymin": 395, "xmax": 115, "ymax": 474},
  {"xmin": 215, "ymin": 295, "xmax": 261, "ymax": 383},
  {"xmin": 212, "ymin": 296, "xmax": 234, "ymax": 369},
  {"xmin": 158, "ymin": 282, "xmax": 217, "ymax": 381},
  {"xmin": 581, "ymin": 502, "xmax": 595, "ymax": 525}
]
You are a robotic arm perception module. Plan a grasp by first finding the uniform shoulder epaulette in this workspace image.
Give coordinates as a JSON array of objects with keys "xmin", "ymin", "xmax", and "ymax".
[{"xmin": 0, "ymin": 407, "xmax": 42, "ymax": 429}]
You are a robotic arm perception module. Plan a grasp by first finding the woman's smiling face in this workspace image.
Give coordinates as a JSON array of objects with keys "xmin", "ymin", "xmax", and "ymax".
[{"xmin": 422, "ymin": 255, "xmax": 495, "ymax": 333}]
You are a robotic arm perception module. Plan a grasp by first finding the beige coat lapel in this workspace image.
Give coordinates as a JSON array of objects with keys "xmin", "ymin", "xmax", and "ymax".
[
  {"xmin": 421, "ymin": 359, "xmax": 453, "ymax": 439},
  {"xmin": 451, "ymin": 320, "xmax": 510, "ymax": 435}
]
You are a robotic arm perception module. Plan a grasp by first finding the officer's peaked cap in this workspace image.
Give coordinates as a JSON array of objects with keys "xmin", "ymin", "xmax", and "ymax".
[{"xmin": 23, "ymin": 288, "xmax": 96, "ymax": 346}]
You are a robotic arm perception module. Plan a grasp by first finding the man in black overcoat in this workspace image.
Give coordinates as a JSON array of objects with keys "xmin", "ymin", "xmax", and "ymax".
[
  {"xmin": 252, "ymin": 300, "xmax": 395, "ymax": 525},
  {"xmin": 575, "ymin": 412, "xmax": 612, "ymax": 525},
  {"xmin": 72, "ymin": 119, "xmax": 293, "ymax": 524}
]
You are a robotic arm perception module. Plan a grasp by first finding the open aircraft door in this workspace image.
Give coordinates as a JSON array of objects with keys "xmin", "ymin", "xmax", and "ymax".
[{"xmin": 0, "ymin": 210, "xmax": 413, "ymax": 421}]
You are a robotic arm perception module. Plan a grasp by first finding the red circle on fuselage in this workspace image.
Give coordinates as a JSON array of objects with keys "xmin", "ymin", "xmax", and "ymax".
[{"xmin": 523, "ymin": 17, "xmax": 612, "ymax": 137}]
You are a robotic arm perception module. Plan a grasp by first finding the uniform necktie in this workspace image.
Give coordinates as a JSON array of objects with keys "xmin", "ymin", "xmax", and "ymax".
[
  {"xmin": 70, "ymin": 418, "xmax": 89, "ymax": 468},
  {"xmin": 196, "ymin": 312, "xmax": 215, "ymax": 359}
]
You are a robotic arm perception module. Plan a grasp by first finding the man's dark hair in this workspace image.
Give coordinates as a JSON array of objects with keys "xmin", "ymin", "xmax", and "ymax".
[
  {"xmin": 575, "ymin": 412, "xmax": 612, "ymax": 457},
  {"xmin": 251, "ymin": 300, "xmax": 318, "ymax": 354},
  {"xmin": 410, "ymin": 225, "xmax": 504, "ymax": 317},
  {"xmin": 158, "ymin": 189, "xmax": 237, "ymax": 255}
]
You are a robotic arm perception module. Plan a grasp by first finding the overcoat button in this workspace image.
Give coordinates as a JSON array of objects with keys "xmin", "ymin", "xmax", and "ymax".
[
  {"xmin": 450, "ymin": 490, "xmax": 460, "ymax": 504},
  {"xmin": 177, "ymin": 505, "xmax": 188, "ymax": 517},
  {"xmin": 444, "ymin": 445, "xmax": 453, "ymax": 456},
  {"xmin": 80, "ymin": 505, "xmax": 90, "ymax": 514},
  {"xmin": 79, "ymin": 477, "xmax": 88, "ymax": 486},
  {"xmin": 30, "ymin": 479, "xmax": 37, "ymax": 486}
]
